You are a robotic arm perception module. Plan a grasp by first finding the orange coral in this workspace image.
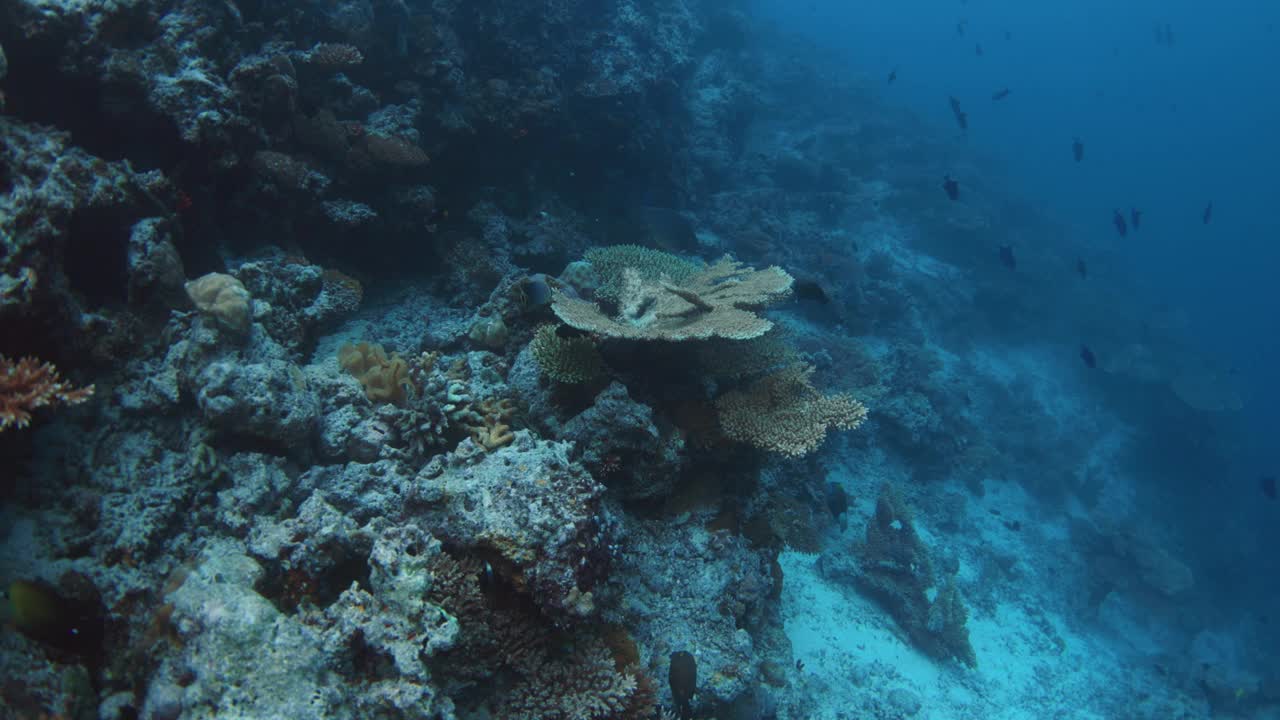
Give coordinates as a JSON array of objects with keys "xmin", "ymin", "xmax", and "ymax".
[{"xmin": 0, "ymin": 355, "xmax": 94, "ymax": 432}]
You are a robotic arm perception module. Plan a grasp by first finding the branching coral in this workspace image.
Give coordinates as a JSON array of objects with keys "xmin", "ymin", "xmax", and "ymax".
[
  {"xmin": 715, "ymin": 364, "xmax": 867, "ymax": 457},
  {"xmin": 0, "ymin": 355, "xmax": 94, "ymax": 431},
  {"xmin": 583, "ymin": 245, "xmax": 702, "ymax": 302},
  {"xmin": 500, "ymin": 637, "xmax": 658, "ymax": 720},
  {"xmin": 529, "ymin": 324, "xmax": 604, "ymax": 384},
  {"xmin": 552, "ymin": 256, "xmax": 794, "ymax": 342}
]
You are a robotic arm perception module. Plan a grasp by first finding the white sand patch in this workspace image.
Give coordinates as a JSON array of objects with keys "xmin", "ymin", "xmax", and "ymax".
[{"xmin": 782, "ymin": 550, "xmax": 1119, "ymax": 719}]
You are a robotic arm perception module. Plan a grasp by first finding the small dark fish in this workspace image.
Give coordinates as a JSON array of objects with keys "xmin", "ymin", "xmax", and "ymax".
[
  {"xmin": 948, "ymin": 96, "xmax": 968, "ymax": 131},
  {"xmin": 1261, "ymin": 476, "xmax": 1278, "ymax": 501},
  {"xmin": 1005, "ymin": 30, "xmax": 1012, "ymax": 41},
  {"xmin": 975, "ymin": 43, "xmax": 984, "ymax": 56},
  {"xmin": 1080, "ymin": 344, "xmax": 1097, "ymax": 369},
  {"xmin": 998, "ymin": 245, "xmax": 1016, "ymax": 270},
  {"xmin": 7, "ymin": 579, "xmax": 106, "ymax": 659},
  {"xmin": 796, "ymin": 659, "xmax": 805, "ymax": 671},
  {"xmin": 825, "ymin": 482, "xmax": 849, "ymax": 531},
  {"xmin": 1203, "ymin": 201, "xmax": 1213, "ymax": 224},
  {"xmin": 1130, "ymin": 208, "xmax": 1142, "ymax": 231},
  {"xmin": 956, "ymin": 20, "xmax": 966, "ymax": 37},
  {"xmin": 888, "ymin": 67, "xmax": 898, "ymax": 83},
  {"xmin": 942, "ymin": 174, "xmax": 960, "ymax": 201},
  {"xmin": 1076, "ymin": 259, "xmax": 1088, "ymax": 279},
  {"xmin": 670, "ymin": 651, "xmax": 698, "ymax": 718},
  {"xmin": 991, "ymin": 88, "xmax": 1011, "ymax": 101},
  {"xmin": 1112, "ymin": 209, "xmax": 1128, "ymax": 237},
  {"xmin": 1003, "ymin": 519, "xmax": 1022, "ymax": 532},
  {"xmin": 794, "ymin": 279, "xmax": 830, "ymax": 304},
  {"xmin": 1072, "ymin": 137, "xmax": 1084, "ymax": 162}
]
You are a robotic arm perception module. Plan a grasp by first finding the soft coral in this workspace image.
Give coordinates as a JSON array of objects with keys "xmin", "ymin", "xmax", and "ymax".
[{"xmin": 0, "ymin": 354, "xmax": 94, "ymax": 431}]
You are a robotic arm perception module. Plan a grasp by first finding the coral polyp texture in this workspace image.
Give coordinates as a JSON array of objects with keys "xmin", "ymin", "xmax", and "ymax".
[
  {"xmin": 529, "ymin": 323, "xmax": 605, "ymax": 383},
  {"xmin": 716, "ymin": 363, "xmax": 868, "ymax": 457}
]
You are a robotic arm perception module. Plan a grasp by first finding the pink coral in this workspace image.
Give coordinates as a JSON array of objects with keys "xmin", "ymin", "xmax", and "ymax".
[{"xmin": 0, "ymin": 355, "xmax": 94, "ymax": 432}]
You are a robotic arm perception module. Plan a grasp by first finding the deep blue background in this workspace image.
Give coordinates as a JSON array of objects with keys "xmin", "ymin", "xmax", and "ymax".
[
  {"xmin": 751, "ymin": 0, "xmax": 1280, "ymax": 612},
  {"xmin": 754, "ymin": 0, "xmax": 1279, "ymax": 464}
]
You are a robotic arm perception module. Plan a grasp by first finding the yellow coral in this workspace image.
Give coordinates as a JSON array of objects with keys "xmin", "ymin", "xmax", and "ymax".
[
  {"xmin": 463, "ymin": 398, "xmax": 518, "ymax": 450},
  {"xmin": 185, "ymin": 272, "xmax": 252, "ymax": 333},
  {"xmin": 551, "ymin": 256, "xmax": 794, "ymax": 342},
  {"xmin": 715, "ymin": 364, "xmax": 867, "ymax": 457},
  {"xmin": 337, "ymin": 342, "xmax": 413, "ymax": 405}
]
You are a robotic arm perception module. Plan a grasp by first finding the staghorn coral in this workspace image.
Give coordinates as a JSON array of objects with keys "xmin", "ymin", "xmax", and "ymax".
[
  {"xmin": 552, "ymin": 256, "xmax": 794, "ymax": 342},
  {"xmin": 0, "ymin": 355, "xmax": 94, "ymax": 431},
  {"xmin": 715, "ymin": 364, "xmax": 867, "ymax": 457},
  {"xmin": 529, "ymin": 324, "xmax": 604, "ymax": 384},
  {"xmin": 338, "ymin": 342, "xmax": 413, "ymax": 405}
]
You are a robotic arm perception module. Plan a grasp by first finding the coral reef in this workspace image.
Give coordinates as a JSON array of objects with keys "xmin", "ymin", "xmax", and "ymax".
[
  {"xmin": 417, "ymin": 432, "xmax": 609, "ymax": 619},
  {"xmin": 553, "ymin": 256, "xmax": 795, "ymax": 341},
  {"xmin": 185, "ymin": 272, "xmax": 252, "ymax": 336},
  {"xmin": 716, "ymin": 364, "xmax": 867, "ymax": 457},
  {"xmin": 0, "ymin": 0, "xmax": 1248, "ymax": 716},
  {"xmin": 338, "ymin": 341, "xmax": 412, "ymax": 405},
  {"xmin": 820, "ymin": 484, "xmax": 977, "ymax": 668},
  {"xmin": 530, "ymin": 324, "xmax": 605, "ymax": 384},
  {"xmin": 0, "ymin": 355, "xmax": 94, "ymax": 431}
]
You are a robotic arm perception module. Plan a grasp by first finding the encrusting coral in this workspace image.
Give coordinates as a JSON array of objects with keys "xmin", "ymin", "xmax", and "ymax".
[
  {"xmin": 551, "ymin": 256, "xmax": 794, "ymax": 342},
  {"xmin": 715, "ymin": 363, "xmax": 867, "ymax": 457},
  {"xmin": 0, "ymin": 354, "xmax": 94, "ymax": 431}
]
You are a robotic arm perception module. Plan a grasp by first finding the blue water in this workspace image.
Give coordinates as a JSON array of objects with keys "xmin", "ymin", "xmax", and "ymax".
[
  {"xmin": 755, "ymin": 0, "xmax": 1280, "ymax": 421},
  {"xmin": 754, "ymin": 0, "xmax": 1280, "ymax": 704}
]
